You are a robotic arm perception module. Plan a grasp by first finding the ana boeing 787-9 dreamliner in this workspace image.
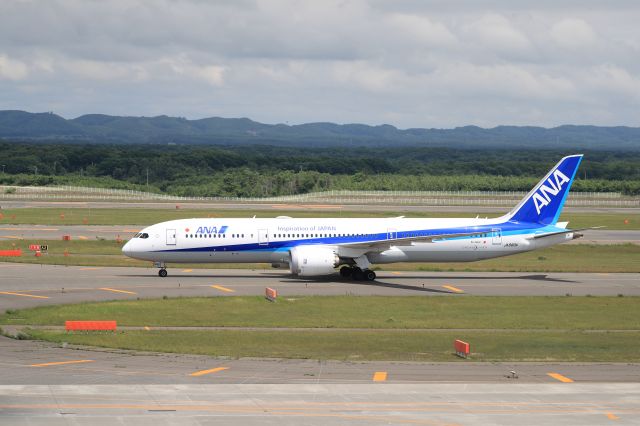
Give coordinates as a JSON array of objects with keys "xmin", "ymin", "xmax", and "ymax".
[{"xmin": 123, "ymin": 154, "xmax": 591, "ymax": 280}]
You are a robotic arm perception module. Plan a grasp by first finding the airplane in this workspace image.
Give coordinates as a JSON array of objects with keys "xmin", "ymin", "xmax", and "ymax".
[{"xmin": 123, "ymin": 154, "xmax": 591, "ymax": 280}]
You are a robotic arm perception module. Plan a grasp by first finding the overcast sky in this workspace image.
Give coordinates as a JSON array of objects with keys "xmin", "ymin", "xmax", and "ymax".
[{"xmin": 1, "ymin": 0, "xmax": 639, "ymax": 128}]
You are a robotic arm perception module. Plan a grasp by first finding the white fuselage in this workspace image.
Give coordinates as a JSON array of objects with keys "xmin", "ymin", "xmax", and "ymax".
[{"xmin": 122, "ymin": 216, "xmax": 572, "ymax": 265}]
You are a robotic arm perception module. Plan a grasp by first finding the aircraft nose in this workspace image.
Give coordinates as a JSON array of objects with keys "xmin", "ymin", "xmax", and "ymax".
[{"xmin": 122, "ymin": 240, "xmax": 132, "ymax": 255}]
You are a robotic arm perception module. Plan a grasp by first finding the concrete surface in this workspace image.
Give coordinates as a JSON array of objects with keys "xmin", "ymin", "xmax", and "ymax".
[
  {"xmin": 1, "ymin": 261, "xmax": 638, "ymax": 425},
  {"xmin": 1, "ymin": 264, "xmax": 639, "ymax": 312},
  {"xmin": 0, "ymin": 382, "xmax": 638, "ymax": 425}
]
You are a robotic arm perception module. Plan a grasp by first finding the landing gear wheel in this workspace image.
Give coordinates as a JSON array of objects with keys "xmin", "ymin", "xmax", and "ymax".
[
  {"xmin": 364, "ymin": 269, "xmax": 376, "ymax": 281},
  {"xmin": 158, "ymin": 269, "xmax": 168, "ymax": 277},
  {"xmin": 352, "ymin": 268, "xmax": 364, "ymax": 281},
  {"xmin": 340, "ymin": 266, "xmax": 353, "ymax": 278}
]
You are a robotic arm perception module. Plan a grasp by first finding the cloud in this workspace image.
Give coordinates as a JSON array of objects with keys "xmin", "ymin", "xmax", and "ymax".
[
  {"xmin": 0, "ymin": 1, "xmax": 638, "ymax": 127},
  {"xmin": 550, "ymin": 18, "xmax": 598, "ymax": 49},
  {"xmin": 0, "ymin": 54, "xmax": 28, "ymax": 80},
  {"xmin": 464, "ymin": 13, "xmax": 533, "ymax": 54}
]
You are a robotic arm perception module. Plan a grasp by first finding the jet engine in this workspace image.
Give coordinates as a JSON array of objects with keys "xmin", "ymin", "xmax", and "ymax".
[{"xmin": 289, "ymin": 246, "xmax": 339, "ymax": 276}]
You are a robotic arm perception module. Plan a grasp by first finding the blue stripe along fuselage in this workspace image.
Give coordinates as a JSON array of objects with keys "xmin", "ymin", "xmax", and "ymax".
[{"xmin": 152, "ymin": 221, "xmax": 556, "ymax": 254}]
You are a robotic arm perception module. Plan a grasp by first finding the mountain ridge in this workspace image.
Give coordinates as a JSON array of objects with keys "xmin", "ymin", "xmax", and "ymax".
[{"xmin": 0, "ymin": 110, "xmax": 638, "ymax": 150}]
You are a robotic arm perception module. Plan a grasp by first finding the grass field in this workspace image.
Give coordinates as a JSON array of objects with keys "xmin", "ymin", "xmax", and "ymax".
[
  {"xmin": 1, "ymin": 207, "xmax": 638, "ymax": 229},
  {"xmin": 23, "ymin": 329, "xmax": 640, "ymax": 362},
  {"xmin": 7, "ymin": 296, "xmax": 639, "ymax": 362},
  {"xmin": 3, "ymin": 296, "xmax": 638, "ymax": 329},
  {"xmin": 1, "ymin": 239, "xmax": 638, "ymax": 272}
]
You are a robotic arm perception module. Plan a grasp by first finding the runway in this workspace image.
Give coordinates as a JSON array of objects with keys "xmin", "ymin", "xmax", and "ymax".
[
  {"xmin": 2, "ymin": 382, "xmax": 638, "ymax": 425},
  {"xmin": 2, "ymin": 263, "xmax": 639, "ymax": 425},
  {"xmin": 1, "ymin": 264, "xmax": 639, "ymax": 312}
]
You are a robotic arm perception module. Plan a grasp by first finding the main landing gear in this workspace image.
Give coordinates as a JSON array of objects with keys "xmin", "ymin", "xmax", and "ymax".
[
  {"xmin": 158, "ymin": 269, "xmax": 168, "ymax": 277},
  {"xmin": 339, "ymin": 266, "xmax": 376, "ymax": 281}
]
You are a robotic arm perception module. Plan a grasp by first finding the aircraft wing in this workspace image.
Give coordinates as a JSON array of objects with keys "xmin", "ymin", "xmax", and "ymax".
[{"xmin": 337, "ymin": 231, "xmax": 481, "ymax": 251}]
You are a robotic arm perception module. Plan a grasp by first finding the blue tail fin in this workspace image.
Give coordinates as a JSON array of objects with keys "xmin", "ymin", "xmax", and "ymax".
[{"xmin": 507, "ymin": 154, "xmax": 583, "ymax": 225}]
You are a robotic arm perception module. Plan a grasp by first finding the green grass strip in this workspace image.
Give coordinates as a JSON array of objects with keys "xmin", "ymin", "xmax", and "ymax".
[
  {"xmin": 4, "ymin": 296, "xmax": 639, "ymax": 330},
  {"xmin": 25, "ymin": 329, "xmax": 640, "ymax": 362},
  {"xmin": 1, "ymin": 208, "xmax": 638, "ymax": 229}
]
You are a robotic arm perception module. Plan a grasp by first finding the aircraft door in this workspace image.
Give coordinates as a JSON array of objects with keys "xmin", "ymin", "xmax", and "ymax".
[
  {"xmin": 491, "ymin": 228, "xmax": 502, "ymax": 245},
  {"xmin": 387, "ymin": 228, "xmax": 397, "ymax": 240},
  {"xmin": 258, "ymin": 229, "xmax": 269, "ymax": 246},
  {"xmin": 166, "ymin": 229, "xmax": 176, "ymax": 245}
]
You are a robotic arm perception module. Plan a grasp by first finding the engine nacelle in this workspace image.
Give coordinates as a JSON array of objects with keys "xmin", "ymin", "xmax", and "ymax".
[{"xmin": 289, "ymin": 246, "xmax": 339, "ymax": 276}]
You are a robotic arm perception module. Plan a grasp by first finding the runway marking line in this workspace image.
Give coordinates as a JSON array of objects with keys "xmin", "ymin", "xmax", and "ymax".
[
  {"xmin": 547, "ymin": 372, "xmax": 574, "ymax": 383},
  {"xmin": 30, "ymin": 360, "xmax": 94, "ymax": 367},
  {"xmin": 391, "ymin": 271, "xmax": 402, "ymax": 275},
  {"xmin": 442, "ymin": 285, "xmax": 464, "ymax": 293},
  {"xmin": 0, "ymin": 235, "xmax": 23, "ymax": 240},
  {"xmin": 189, "ymin": 367, "xmax": 228, "ymax": 377},
  {"xmin": 100, "ymin": 287, "xmax": 137, "ymax": 295},
  {"xmin": 0, "ymin": 291, "xmax": 49, "ymax": 299},
  {"xmin": 182, "ymin": 269, "xmax": 193, "ymax": 272},
  {"xmin": 606, "ymin": 413, "xmax": 620, "ymax": 420},
  {"xmin": 372, "ymin": 372, "xmax": 387, "ymax": 382},
  {"xmin": 211, "ymin": 285, "xmax": 235, "ymax": 293},
  {"xmin": 0, "ymin": 227, "xmax": 59, "ymax": 231},
  {"xmin": 79, "ymin": 267, "xmax": 103, "ymax": 271}
]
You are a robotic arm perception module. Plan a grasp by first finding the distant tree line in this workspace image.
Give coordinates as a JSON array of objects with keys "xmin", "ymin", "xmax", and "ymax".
[{"xmin": 0, "ymin": 142, "xmax": 638, "ymax": 196}]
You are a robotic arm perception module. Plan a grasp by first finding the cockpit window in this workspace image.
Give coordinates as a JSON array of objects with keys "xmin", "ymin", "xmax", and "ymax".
[{"xmin": 139, "ymin": 233, "xmax": 149, "ymax": 239}]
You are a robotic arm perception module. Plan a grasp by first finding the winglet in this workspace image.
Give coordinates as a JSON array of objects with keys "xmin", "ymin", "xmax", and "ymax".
[{"xmin": 506, "ymin": 154, "xmax": 583, "ymax": 225}]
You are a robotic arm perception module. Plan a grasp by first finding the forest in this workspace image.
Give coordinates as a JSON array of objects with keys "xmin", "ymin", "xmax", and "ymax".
[{"xmin": 1, "ymin": 142, "xmax": 639, "ymax": 196}]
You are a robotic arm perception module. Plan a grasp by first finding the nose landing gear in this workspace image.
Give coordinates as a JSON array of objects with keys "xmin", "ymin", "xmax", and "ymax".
[{"xmin": 154, "ymin": 261, "xmax": 168, "ymax": 277}]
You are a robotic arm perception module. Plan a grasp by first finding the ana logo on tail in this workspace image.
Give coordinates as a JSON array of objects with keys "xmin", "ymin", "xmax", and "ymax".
[{"xmin": 532, "ymin": 169, "xmax": 570, "ymax": 214}]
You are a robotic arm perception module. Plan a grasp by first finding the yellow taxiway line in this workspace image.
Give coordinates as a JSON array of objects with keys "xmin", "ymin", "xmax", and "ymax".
[
  {"xmin": 211, "ymin": 285, "xmax": 235, "ymax": 293},
  {"xmin": 547, "ymin": 372, "xmax": 574, "ymax": 383},
  {"xmin": 606, "ymin": 413, "xmax": 620, "ymax": 420},
  {"xmin": 0, "ymin": 291, "xmax": 49, "ymax": 299},
  {"xmin": 189, "ymin": 367, "xmax": 228, "ymax": 377},
  {"xmin": 99, "ymin": 287, "xmax": 137, "ymax": 295},
  {"xmin": 372, "ymin": 372, "xmax": 388, "ymax": 382},
  {"xmin": 182, "ymin": 269, "xmax": 193, "ymax": 272},
  {"xmin": 31, "ymin": 360, "xmax": 94, "ymax": 367},
  {"xmin": 442, "ymin": 285, "xmax": 464, "ymax": 293}
]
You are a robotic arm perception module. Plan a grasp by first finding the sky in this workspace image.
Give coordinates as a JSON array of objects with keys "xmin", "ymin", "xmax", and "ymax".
[{"xmin": 0, "ymin": 0, "xmax": 639, "ymax": 128}]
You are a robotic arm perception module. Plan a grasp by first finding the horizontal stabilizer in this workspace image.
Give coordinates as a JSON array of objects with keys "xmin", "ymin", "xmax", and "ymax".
[{"xmin": 528, "ymin": 226, "xmax": 604, "ymax": 240}]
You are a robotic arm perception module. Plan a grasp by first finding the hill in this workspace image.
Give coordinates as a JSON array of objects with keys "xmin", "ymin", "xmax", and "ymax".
[{"xmin": 0, "ymin": 110, "xmax": 638, "ymax": 150}]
